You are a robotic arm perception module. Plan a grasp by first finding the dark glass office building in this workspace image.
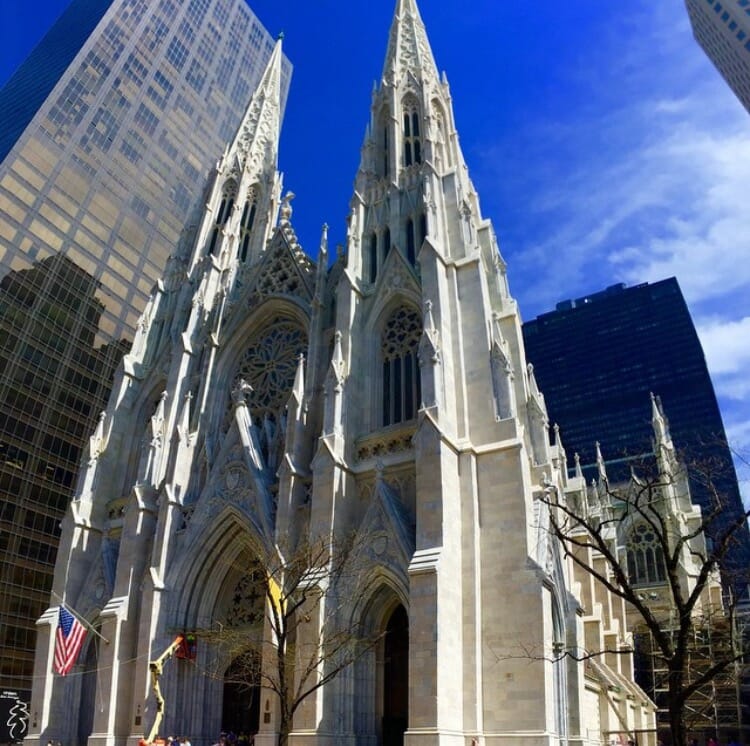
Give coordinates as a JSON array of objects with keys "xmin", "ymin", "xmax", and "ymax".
[
  {"xmin": 522, "ymin": 278, "xmax": 750, "ymax": 585},
  {"xmin": 0, "ymin": 0, "xmax": 290, "ymax": 707}
]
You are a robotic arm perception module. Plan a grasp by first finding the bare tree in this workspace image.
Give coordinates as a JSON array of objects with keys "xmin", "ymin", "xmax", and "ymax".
[
  {"xmin": 538, "ymin": 451, "xmax": 750, "ymax": 746},
  {"xmin": 199, "ymin": 532, "xmax": 383, "ymax": 746}
]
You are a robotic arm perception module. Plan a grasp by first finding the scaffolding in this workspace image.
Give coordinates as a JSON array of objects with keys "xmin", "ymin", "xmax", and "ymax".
[{"xmin": 637, "ymin": 610, "xmax": 750, "ymax": 743}]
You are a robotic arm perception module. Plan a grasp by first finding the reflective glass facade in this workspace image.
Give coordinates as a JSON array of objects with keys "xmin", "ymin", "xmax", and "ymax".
[
  {"xmin": 0, "ymin": 0, "xmax": 290, "ymax": 701},
  {"xmin": 686, "ymin": 0, "xmax": 750, "ymax": 113},
  {"xmin": 522, "ymin": 278, "xmax": 750, "ymax": 585}
]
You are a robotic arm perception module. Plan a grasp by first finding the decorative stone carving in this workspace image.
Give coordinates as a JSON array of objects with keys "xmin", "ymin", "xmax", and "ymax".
[
  {"xmin": 230, "ymin": 320, "xmax": 308, "ymax": 422},
  {"xmin": 356, "ymin": 426, "xmax": 415, "ymax": 462}
]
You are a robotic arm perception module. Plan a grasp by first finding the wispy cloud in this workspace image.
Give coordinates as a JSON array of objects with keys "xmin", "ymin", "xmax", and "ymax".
[
  {"xmin": 697, "ymin": 316, "xmax": 750, "ymax": 405},
  {"xmin": 476, "ymin": 1, "xmax": 750, "ymax": 317},
  {"xmin": 472, "ymin": 0, "xmax": 750, "ymax": 493}
]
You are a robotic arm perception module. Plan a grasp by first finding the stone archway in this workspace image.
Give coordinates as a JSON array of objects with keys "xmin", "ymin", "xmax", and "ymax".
[
  {"xmin": 76, "ymin": 633, "xmax": 99, "ymax": 746},
  {"xmin": 350, "ymin": 586, "xmax": 409, "ymax": 746},
  {"xmin": 382, "ymin": 604, "xmax": 408, "ymax": 746},
  {"xmin": 222, "ymin": 652, "xmax": 261, "ymax": 737},
  {"xmin": 213, "ymin": 551, "xmax": 266, "ymax": 738}
]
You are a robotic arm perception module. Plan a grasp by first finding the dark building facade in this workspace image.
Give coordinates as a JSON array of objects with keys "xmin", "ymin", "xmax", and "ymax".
[
  {"xmin": 522, "ymin": 278, "xmax": 750, "ymax": 587},
  {"xmin": 0, "ymin": 257, "xmax": 128, "ymax": 702},
  {"xmin": 0, "ymin": 0, "xmax": 290, "ymax": 707}
]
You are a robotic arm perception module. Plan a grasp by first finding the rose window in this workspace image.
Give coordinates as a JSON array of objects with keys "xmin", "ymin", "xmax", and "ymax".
[{"xmin": 233, "ymin": 319, "xmax": 308, "ymax": 421}]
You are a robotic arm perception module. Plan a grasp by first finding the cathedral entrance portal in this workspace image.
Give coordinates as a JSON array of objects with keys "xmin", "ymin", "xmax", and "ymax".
[
  {"xmin": 76, "ymin": 632, "xmax": 99, "ymax": 746},
  {"xmin": 222, "ymin": 654, "xmax": 260, "ymax": 737},
  {"xmin": 382, "ymin": 604, "xmax": 408, "ymax": 746}
]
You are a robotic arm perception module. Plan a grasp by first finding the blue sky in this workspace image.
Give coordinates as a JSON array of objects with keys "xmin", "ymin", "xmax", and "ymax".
[{"xmin": 2, "ymin": 0, "xmax": 750, "ymax": 497}]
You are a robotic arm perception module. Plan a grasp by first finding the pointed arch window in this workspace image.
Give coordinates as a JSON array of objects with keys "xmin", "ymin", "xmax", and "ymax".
[
  {"xmin": 406, "ymin": 219, "xmax": 415, "ymax": 265},
  {"xmin": 381, "ymin": 306, "xmax": 422, "ymax": 426},
  {"xmin": 378, "ymin": 109, "xmax": 390, "ymax": 180},
  {"xmin": 238, "ymin": 192, "xmax": 257, "ymax": 262},
  {"xmin": 383, "ymin": 126, "xmax": 389, "ymax": 178},
  {"xmin": 405, "ymin": 215, "xmax": 425, "ymax": 266},
  {"xmin": 369, "ymin": 233, "xmax": 378, "ymax": 283},
  {"xmin": 403, "ymin": 105, "xmax": 422, "ymax": 167},
  {"xmin": 382, "ymin": 227, "xmax": 391, "ymax": 258},
  {"xmin": 626, "ymin": 523, "xmax": 667, "ymax": 585},
  {"xmin": 431, "ymin": 101, "xmax": 452, "ymax": 171},
  {"xmin": 209, "ymin": 182, "xmax": 236, "ymax": 255}
]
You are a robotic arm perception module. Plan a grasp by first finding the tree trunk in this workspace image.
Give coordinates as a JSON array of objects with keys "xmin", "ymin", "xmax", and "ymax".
[
  {"xmin": 277, "ymin": 719, "xmax": 290, "ymax": 746},
  {"xmin": 668, "ymin": 665, "xmax": 687, "ymax": 746}
]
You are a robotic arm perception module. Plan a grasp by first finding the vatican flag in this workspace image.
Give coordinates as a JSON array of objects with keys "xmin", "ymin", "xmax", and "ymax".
[{"xmin": 267, "ymin": 573, "xmax": 285, "ymax": 619}]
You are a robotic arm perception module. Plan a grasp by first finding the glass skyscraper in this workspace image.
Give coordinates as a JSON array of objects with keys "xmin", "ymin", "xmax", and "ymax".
[
  {"xmin": 685, "ymin": 0, "xmax": 750, "ymax": 114},
  {"xmin": 0, "ymin": 0, "xmax": 290, "ymax": 706},
  {"xmin": 522, "ymin": 278, "xmax": 750, "ymax": 586}
]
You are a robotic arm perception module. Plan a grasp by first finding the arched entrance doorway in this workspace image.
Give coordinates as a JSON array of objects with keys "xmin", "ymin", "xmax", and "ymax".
[
  {"xmin": 212, "ymin": 549, "xmax": 266, "ymax": 739},
  {"xmin": 222, "ymin": 653, "xmax": 260, "ymax": 736},
  {"xmin": 382, "ymin": 604, "xmax": 408, "ymax": 746},
  {"xmin": 77, "ymin": 630, "xmax": 99, "ymax": 746}
]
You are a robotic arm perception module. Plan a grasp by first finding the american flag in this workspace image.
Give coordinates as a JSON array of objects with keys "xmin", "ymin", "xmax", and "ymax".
[{"xmin": 54, "ymin": 607, "xmax": 87, "ymax": 676}]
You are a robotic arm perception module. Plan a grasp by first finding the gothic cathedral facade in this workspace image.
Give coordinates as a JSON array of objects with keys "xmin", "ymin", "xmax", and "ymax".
[{"xmin": 27, "ymin": 2, "xmax": 655, "ymax": 745}]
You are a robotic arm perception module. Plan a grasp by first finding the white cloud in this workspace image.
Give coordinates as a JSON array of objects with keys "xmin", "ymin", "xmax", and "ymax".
[
  {"xmin": 607, "ymin": 129, "xmax": 750, "ymax": 305},
  {"xmin": 471, "ymin": 0, "xmax": 750, "ymax": 506},
  {"xmin": 697, "ymin": 317, "xmax": 750, "ymax": 376},
  {"xmin": 475, "ymin": 1, "xmax": 750, "ymax": 320}
]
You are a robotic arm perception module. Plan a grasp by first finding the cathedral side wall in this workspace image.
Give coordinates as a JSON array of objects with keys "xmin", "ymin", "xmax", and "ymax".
[{"xmin": 476, "ymin": 445, "xmax": 552, "ymax": 734}]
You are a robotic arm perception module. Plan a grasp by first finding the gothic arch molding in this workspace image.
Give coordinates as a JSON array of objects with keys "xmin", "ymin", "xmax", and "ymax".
[
  {"xmin": 348, "ymin": 578, "xmax": 409, "ymax": 743},
  {"xmin": 167, "ymin": 504, "xmax": 270, "ymax": 630},
  {"xmin": 353, "ymin": 571, "xmax": 409, "ymax": 635},
  {"xmin": 363, "ymin": 299, "xmax": 423, "ymax": 430},
  {"xmin": 117, "ymin": 376, "xmax": 169, "ymax": 497}
]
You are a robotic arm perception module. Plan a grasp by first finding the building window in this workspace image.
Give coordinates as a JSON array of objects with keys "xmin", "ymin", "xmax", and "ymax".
[
  {"xmin": 165, "ymin": 36, "xmax": 189, "ymax": 71},
  {"xmin": 403, "ymin": 105, "xmax": 422, "ymax": 167},
  {"xmin": 369, "ymin": 233, "xmax": 378, "ymax": 283},
  {"xmin": 377, "ymin": 109, "xmax": 390, "ymax": 179},
  {"xmin": 229, "ymin": 319, "xmax": 308, "ymax": 423},
  {"xmin": 208, "ymin": 183, "xmax": 236, "ymax": 255},
  {"xmin": 186, "ymin": 58, "xmax": 207, "ymax": 94},
  {"xmin": 405, "ymin": 215, "xmax": 425, "ymax": 265},
  {"xmin": 134, "ymin": 102, "xmax": 159, "ymax": 136},
  {"xmin": 406, "ymin": 218, "xmax": 415, "ymax": 265},
  {"xmin": 382, "ymin": 226, "xmax": 391, "ymax": 259},
  {"xmin": 381, "ymin": 306, "xmax": 422, "ymax": 426},
  {"xmin": 626, "ymin": 523, "xmax": 667, "ymax": 586},
  {"xmin": 238, "ymin": 194, "xmax": 257, "ymax": 262}
]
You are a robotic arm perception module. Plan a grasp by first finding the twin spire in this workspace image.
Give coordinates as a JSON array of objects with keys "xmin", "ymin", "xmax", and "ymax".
[
  {"xmin": 382, "ymin": 0, "xmax": 440, "ymax": 84},
  {"xmin": 227, "ymin": 36, "xmax": 285, "ymax": 170},
  {"xmin": 224, "ymin": 0, "xmax": 440, "ymax": 186}
]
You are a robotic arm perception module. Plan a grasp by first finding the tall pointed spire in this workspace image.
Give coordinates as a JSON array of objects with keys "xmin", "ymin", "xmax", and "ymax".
[
  {"xmin": 595, "ymin": 442, "xmax": 608, "ymax": 486},
  {"xmin": 227, "ymin": 36, "xmax": 285, "ymax": 170},
  {"xmin": 382, "ymin": 0, "xmax": 440, "ymax": 84},
  {"xmin": 187, "ymin": 36, "xmax": 286, "ymax": 274},
  {"xmin": 651, "ymin": 391, "xmax": 670, "ymax": 446}
]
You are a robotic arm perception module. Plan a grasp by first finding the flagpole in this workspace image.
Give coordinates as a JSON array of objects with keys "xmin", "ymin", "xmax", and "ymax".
[{"xmin": 52, "ymin": 591, "xmax": 110, "ymax": 644}]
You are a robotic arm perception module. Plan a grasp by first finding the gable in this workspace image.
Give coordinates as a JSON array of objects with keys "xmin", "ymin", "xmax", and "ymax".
[{"xmin": 247, "ymin": 223, "xmax": 316, "ymax": 305}]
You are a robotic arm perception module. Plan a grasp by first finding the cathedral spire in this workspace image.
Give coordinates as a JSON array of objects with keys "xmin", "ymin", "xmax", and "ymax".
[
  {"xmin": 651, "ymin": 391, "xmax": 671, "ymax": 446},
  {"xmin": 226, "ymin": 36, "xmax": 284, "ymax": 171},
  {"xmin": 651, "ymin": 391, "xmax": 678, "ymax": 478},
  {"xmin": 188, "ymin": 37, "xmax": 285, "ymax": 276},
  {"xmin": 595, "ymin": 441, "xmax": 608, "ymax": 486},
  {"xmin": 382, "ymin": 0, "xmax": 440, "ymax": 85}
]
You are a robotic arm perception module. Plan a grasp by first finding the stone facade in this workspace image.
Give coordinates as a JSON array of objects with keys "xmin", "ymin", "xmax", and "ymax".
[{"xmin": 27, "ymin": 2, "xmax": 659, "ymax": 745}]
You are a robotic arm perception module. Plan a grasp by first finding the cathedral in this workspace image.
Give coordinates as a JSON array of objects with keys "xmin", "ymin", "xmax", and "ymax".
[{"xmin": 27, "ymin": 1, "xmax": 659, "ymax": 744}]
